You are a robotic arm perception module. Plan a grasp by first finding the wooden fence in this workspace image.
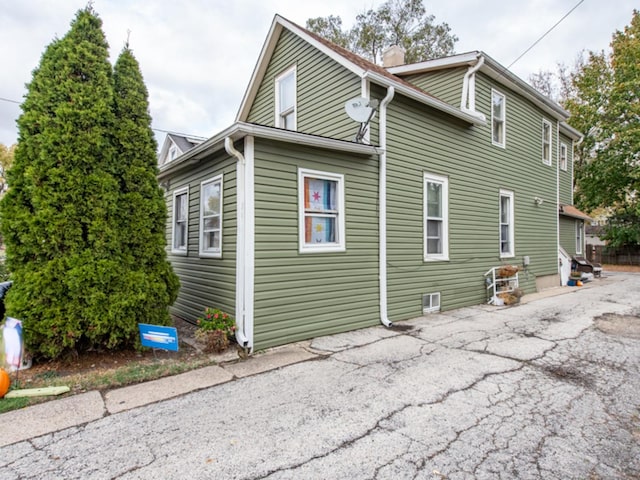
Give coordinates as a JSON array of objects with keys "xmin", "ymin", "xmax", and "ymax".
[{"xmin": 587, "ymin": 244, "xmax": 640, "ymax": 265}]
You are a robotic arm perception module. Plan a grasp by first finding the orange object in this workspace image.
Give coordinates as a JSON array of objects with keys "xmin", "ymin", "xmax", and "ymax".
[
  {"xmin": 576, "ymin": 281, "xmax": 583, "ymax": 287},
  {"xmin": 0, "ymin": 369, "xmax": 10, "ymax": 398}
]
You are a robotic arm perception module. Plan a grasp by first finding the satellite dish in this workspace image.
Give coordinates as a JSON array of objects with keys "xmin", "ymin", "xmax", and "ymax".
[{"xmin": 345, "ymin": 97, "xmax": 374, "ymax": 123}]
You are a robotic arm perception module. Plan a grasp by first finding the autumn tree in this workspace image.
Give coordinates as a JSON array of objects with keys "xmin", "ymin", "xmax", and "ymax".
[
  {"xmin": 566, "ymin": 11, "xmax": 640, "ymax": 247},
  {"xmin": 0, "ymin": 7, "xmax": 177, "ymax": 358},
  {"xmin": 307, "ymin": 0, "xmax": 457, "ymax": 64},
  {"xmin": 0, "ymin": 143, "xmax": 14, "ymax": 195}
]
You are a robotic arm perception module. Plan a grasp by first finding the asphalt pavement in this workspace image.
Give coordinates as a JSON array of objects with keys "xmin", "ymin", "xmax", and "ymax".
[{"xmin": 1, "ymin": 272, "xmax": 639, "ymax": 479}]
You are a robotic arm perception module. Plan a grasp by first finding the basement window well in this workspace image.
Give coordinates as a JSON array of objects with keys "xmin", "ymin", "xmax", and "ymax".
[{"xmin": 422, "ymin": 292, "xmax": 441, "ymax": 314}]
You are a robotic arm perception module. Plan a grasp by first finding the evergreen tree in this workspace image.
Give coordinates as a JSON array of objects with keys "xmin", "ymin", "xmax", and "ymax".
[
  {"xmin": 111, "ymin": 44, "xmax": 179, "ymax": 332},
  {"xmin": 0, "ymin": 7, "xmax": 177, "ymax": 358}
]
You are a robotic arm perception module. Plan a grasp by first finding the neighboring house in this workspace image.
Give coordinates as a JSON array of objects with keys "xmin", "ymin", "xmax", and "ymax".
[
  {"xmin": 159, "ymin": 15, "xmax": 585, "ymax": 353},
  {"xmin": 158, "ymin": 133, "xmax": 206, "ymax": 167}
]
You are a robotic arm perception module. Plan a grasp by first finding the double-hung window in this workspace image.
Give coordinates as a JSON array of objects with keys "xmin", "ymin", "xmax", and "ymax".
[
  {"xmin": 199, "ymin": 175, "xmax": 222, "ymax": 257},
  {"xmin": 491, "ymin": 89, "xmax": 506, "ymax": 148},
  {"xmin": 499, "ymin": 189, "xmax": 515, "ymax": 258},
  {"xmin": 542, "ymin": 119, "xmax": 552, "ymax": 165},
  {"xmin": 275, "ymin": 66, "xmax": 296, "ymax": 130},
  {"xmin": 298, "ymin": 168, "xmax": 345, "ymax": 253},
  {"xmin": 172, "ymin": 187, "xmax": 189, "ymax": 254},
  {"xmin": 424, "ymin": 173, "xmax": 449, "ymax": 261},
  {"xmin": 576, "ymin": 222, "xmax": 584, "ymax": 255},
  {"xmin": 560, "ymin": 142, "xmax": 568, "ymax": 171}
]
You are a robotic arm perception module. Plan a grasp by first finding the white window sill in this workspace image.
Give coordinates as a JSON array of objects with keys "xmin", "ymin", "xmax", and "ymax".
[
  {"xmin": 199, "ymin": 251, "xmax": 222, "ymax": 259},
  {"xmin": 171, "ymin": 249, "xmax": 188, "ymax": 256},
  {"xmin": 299, "ymin": 245, "xmax": 346, "ymax": 254}
]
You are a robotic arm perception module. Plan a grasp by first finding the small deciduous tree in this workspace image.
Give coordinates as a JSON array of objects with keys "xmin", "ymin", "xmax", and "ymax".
[{"xmin": 0, "ymin": 143, "xmax": 15, "ymax": 196}]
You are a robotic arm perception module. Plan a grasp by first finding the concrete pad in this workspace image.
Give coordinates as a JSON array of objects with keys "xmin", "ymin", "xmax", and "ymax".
[
  {"xmin": 0, "ymin": 391, "xmax": 104, "ymax": 447},
  {"xmin": 223, "ymin": 345, "xmax": 318, "ymax": 378},
  {"xmin": 105, "ymin": 365, "xmax": 232, "ymax": 414},
  {"xmin": 310, "ymin": 326, "xmax": 399, "ymax": 352}
]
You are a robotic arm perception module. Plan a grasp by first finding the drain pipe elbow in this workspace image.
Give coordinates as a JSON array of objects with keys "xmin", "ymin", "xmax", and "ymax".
[
  {"xmin": 224, "ymin": 136, "xmax": 250, "ymax": 348},
  {"xmin": 379, "ymin": 86, "xmax": 395, "ymax": 328},
  {"xmin": 461, "ymin": 54, "xmax": 484, "ymax": 112}
]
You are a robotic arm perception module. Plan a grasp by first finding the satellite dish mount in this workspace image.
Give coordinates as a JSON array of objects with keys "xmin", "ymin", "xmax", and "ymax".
[{"xmin": 344, "ymin": 97, "xmax": 379, "ymax": 143}]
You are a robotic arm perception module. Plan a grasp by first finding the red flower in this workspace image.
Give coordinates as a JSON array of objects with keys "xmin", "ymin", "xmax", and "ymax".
[{"xmin": 214, "ymin": 313, "xmax": 219, "ymax": 319}]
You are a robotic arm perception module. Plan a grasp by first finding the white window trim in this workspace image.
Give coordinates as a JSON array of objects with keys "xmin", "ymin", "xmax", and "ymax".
[
  {"xmin": 542, "ymin": 118, "xmax": 552, "ymax": 166},
  {"xmin": 199, "ymin": 174, "xmax": 223, "ymax": 258},
  {"xmin": 491, "ymin": 89, "xmax": 506, "ymax": 148},
  {"xmin": 499, "ymin": 189, "xmax": 515, "ymax": 258},
  {"xmin": 423, "ymin": 172, "xmax": 449, "ymax": 261},
  {"xmin": 576, "ymin": 221, "xmax": 584, "ymax": 255},
  {"xmin": 275, "ymin": 65, "xmax": 297, "ymax": 130},
  {"xmin": 560, "ymin": 142, "xmax": 568, "ymax": 171},
  {"xmin": 171, "ymin": 186, "xmax": 189, "ymax": 255},
  {"xmin": 298, "ymin": 168, "xmax": 345, "ymax": 254}
]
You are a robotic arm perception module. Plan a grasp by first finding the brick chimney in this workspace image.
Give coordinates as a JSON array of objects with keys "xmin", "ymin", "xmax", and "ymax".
[{"xmin": 382, "ymin": 45, "xmax": 405, "ymax": 68}]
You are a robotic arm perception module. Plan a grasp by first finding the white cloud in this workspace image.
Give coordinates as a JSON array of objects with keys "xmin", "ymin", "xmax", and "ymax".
[{"xmin": 0, "ymin": 0, "xmax": 636, "ymax": 147}]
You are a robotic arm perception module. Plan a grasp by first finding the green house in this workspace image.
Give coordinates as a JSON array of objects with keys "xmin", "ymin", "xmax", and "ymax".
[{"xmin": 159, "ymin": 15, "xmax": 588, "ymax": 353}]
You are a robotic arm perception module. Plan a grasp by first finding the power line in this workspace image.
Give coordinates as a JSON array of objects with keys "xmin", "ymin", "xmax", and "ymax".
[
  {"xmin": 508, "ymin": 0, "xmax": 585, "ymax": 69},
  {"xmin": 1, "ymin": 95, "xmax": 200, "ymax": 138}
]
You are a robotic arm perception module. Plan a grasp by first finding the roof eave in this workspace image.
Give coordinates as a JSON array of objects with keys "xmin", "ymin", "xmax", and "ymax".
[
  {"xmin": 364, "ymin": 71, "xmax": 486, "ymax": 126},
  {"xmin": 158, "ymin": 122, "xmax": 382, "ymax": 179}
]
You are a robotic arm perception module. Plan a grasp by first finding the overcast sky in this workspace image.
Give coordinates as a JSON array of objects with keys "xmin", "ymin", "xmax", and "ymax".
[{"xmin": 0, "ymin": 0, "xmax": 636, "ymax": 148}]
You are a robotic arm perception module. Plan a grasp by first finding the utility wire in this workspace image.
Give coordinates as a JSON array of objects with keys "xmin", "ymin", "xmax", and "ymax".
[
  {"xmin": 1, "ymin": 95, "xmax": 200, "ymax": 138},
  {"xmin": 508, "ymin": 0, "xmax": 584, "ymax": 69}
]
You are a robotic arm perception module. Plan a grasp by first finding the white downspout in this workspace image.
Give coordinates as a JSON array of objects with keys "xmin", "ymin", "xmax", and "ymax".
[
  {"xmin": 225, "ymin": 137, "xmax": 251, "ymax": 349},
  {"xmin": 379, "ymin": 86, "xmax": 395, "ymax": 327},
  {"xmin": 556, "ymin": 123, "xmax": 560, "ymax": 283},
  {"xmin": 461, "ymin": 55, "xmax": 485, "ymax": 112}
]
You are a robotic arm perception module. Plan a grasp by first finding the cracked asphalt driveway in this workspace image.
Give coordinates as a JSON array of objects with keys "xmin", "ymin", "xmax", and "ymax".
[{"xmin": 2, "ymin": 273, "xmax": 640, "ymax": 479}]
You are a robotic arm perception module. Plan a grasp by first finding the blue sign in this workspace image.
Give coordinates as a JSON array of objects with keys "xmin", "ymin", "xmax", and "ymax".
[{"xmin": 138, "ymin": 324, "xmax": 179, "ymax": 352}]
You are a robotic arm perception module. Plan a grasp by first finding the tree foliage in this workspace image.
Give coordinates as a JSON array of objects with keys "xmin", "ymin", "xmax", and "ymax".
[
  {"xmin": 530, "ymin": 10, "xmax": 640, "ymax": 247},
  {"xmin": 306, "ymin": 0, "xmax": 457, "ymax": 64},
  {"xmin": 0, "ymin": 7, "xmax": 178, "ymax": 358},
  {"xmin": 0, "ymin": 143, "xmax": 15, "ymax": 196}
]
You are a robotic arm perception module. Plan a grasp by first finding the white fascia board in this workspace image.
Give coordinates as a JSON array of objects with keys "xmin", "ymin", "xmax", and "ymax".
[
  {"xmin": 364, "ymin": 71, "xmax": 486, "ymax": 126},
  {"xmin": 387, "ymin": 51, "xmax": 480, "ymax": 75},
  {"xmin": 275, "ymin": 15, "xmax": 366, "ymax": 78},
  {"xmin": 236, "ymin": 18, "xmax": 283, "ymax": 122},
  {"xmin": 158, "ymin": 122, "xmax": 381, "ymax": 179},
  {"xmin": 390, "ymin": 50, "xmax": 569, "ymax": 122},
  {"xmin": 236, "ymin": 15, "xmax": 367, "ymax": 123},
  {"xmin": 560, "ymin": 122, "xmax": 583, "ymax": 141}
]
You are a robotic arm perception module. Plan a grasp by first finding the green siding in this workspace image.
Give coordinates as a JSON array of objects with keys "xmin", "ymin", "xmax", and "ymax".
[
  {"xmin": 385, "ymin": 72, "xmax": 559, "ymax": 321},
  {"xmin": 403, "ymin": 67, "xmax": 466, "ymax": 107},
  {"xmin": 252, "ymin": 139, "xmax": 379, "ymax": 350},
  {"xmin": 559, "ymin": 216, "xmax": 578, "ymax": 256},
  {"xmin": 165, "ymin": 151, "xmax": 238, "ymax": 322},
  {"xmin": 247, "ymin": 29, "xmax": 363, "ymax": 142},
  {"xmin": 559, "ymin": 133, "xmax": 574, "ymax": 205}
]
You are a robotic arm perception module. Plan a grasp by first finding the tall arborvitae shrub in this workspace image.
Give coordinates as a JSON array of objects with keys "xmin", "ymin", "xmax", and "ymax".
[
  {"xmin": 0, "ymin": 8, "xmax": 178, "ymax": 358},
  {"xmin": 111, "ymin": 45, "xmax": 179, "ymax": 330}
]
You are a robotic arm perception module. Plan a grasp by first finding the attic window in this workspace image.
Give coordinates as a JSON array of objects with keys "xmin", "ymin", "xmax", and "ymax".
[
  {"xmin": 542, "ymin": 119, "xmax": 552, "ymax": 166},
  {"xmin": 491, "ymin": 89, "xmax": 506, "ymax": 148},
  {"xmin": 169, "ymin": 145, "xmax": 178, "ymax": 161},
  {"xmin": 275, "ymin": 66, "xmax": 296, "ymax": 130}
]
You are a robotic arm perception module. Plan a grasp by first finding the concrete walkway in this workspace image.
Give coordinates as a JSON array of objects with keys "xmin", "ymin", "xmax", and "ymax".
[{"xmin": 1, "ymin": 272, "xmax": 638, "ymax": 479}]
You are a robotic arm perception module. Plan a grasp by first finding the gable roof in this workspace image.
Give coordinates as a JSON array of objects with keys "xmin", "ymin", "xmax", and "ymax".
[
  {"xmin": 388, "ymin": 51, "xmax": 570, "ymax": 122},
  {"xmin": 236, "ymin": 15, "xmax": 485, "ymax": 127},
  {"xmin": 158, "ymin": 133, "xmax": 206, "ymax": 165}
]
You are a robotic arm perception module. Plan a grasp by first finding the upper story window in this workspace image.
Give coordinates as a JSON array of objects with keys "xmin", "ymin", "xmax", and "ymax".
[
  {"xmin": 172, "ymin": 187, "xmax": 189, "ymax": 254},
  {"xmin": 275, "ymin": 66, "xmax": 296, "ymax": 130},
  {"xmin": 499, "ymin": 189, "xmax": 515, "ymax": 258},
  {"xmin": 491, "ymin": 89, "xmax": 506, "ymax": 148},
  {"xmin": 199, "ymin": 175, "xmax": 223, "ymax": 258},
  {"xmin": 560, "ymin": 142, "xmax": 568, "ymax": 171},
  {"xmin": 542, "ymin": 119, "xmax": 552, "ymax": 165},
  {"xmin": 424, "ymin": 173, "xmax": 449, "ymax": 261},
  {"xmin": 298, "ymin": 168, "xmax": 345, "ymax": 253}
]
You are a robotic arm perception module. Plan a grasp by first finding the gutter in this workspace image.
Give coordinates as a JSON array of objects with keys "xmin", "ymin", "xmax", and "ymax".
[
  {"xmin": 379, "ymin": 86, "xmax": 395, "ymax": 327},
  {"xmin": 224, "ymin": 137, "xmax": 251, "ymax": 351}
]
